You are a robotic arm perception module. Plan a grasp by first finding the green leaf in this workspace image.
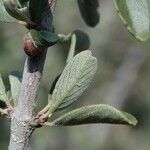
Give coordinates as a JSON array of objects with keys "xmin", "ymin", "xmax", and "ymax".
[
  {"xmin": 74, "ymin": 30, "xmax": 90, "ymax": 51},
  {"xmin": 66, "ymin": 34, "xmax": 77, "ymax": 63},
  {"xmin": 0, "ymin": 0, "xmax": 16, "ymax": 22},
  {"xmin": 114, "ymin": 0, "xmax": 150, "ymax": 41},
  {"xmin": 18, "ymin": 0, "xmax": 29, "ymax": 4},
  {"xmin": 52, "ymin": 104, "xmax": 137, "ymax": 126},
  {"xmin": 49, "ymin": 74, "xmax": 61, "ymax": 95},
  {"xmin": 6, "ymin": 90, "xmax": 12, "ymax": 102},
  {"xmin": 19, "ymin": 0, "xmax": 29, "ymax": 2},
  {"xmin": 29, "ymin": 0, "xmax": 48, "ymax": 21},
  {"xmin": 30, "ymin": 29, "xmax": 59, "ymax": 47},
  {"xmin": 16, "ymin": 0, "xmax": 29, "ymax": 8},
  {"xmin": 49, "ymin": 50, "xmax": 97, "ymax": 112},
  {"xmin": 9, "ymin": 74, "xmax": 21, "ymax": 103},
  {"xmin": 0, "ymin": 74, "xmax": 7, "ymax": 102},
  {"xmin": 77, "ymin": 0, "xmax": 100, "ymax": 27},
  {"xmin": 3, "ymin": 0, "xmax": 30, "ymax": 22}
]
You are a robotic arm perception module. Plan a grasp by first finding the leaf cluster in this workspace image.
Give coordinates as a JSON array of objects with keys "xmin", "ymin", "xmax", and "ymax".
[
  {"xmin": 0, "ymin": 0, "xmax": 149, "ymax": 51},
  {"xmin": 32, "ymin": 34, "xmax": 137, "ymax": 127},
  {"xmin": 0, "ymin": 0, "xmax": 139, "ymax": 127},
  {"xmin": 0, "ymin": 0, "xmax": 58, "ymax": 49},
  {"xmin": 77, "ymin": 0, "xmax": 150, "ymax": 41}
]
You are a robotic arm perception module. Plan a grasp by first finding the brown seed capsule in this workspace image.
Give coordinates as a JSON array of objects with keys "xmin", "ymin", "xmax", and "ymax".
[{"xmin": 23, "ymin": 33, "xmax": 42, "ymax": 57}]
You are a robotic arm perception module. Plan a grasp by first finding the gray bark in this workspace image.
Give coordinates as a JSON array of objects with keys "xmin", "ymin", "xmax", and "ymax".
[
  {"xmin": 8, "ymin": 1, "xmax": 57, "ymax": 150},
  {"xmin": 9, "ymin": 51, "xmax": 47, "ymax": 150}
]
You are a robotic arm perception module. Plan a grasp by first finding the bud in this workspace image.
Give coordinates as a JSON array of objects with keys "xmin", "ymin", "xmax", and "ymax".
[{"xmin": 23, "ymin": 33, "xmax": 43, "ymax": 57}]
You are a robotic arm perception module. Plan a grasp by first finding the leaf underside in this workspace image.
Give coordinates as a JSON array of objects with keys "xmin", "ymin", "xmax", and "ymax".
[
  {"xmin": 0, "ymin": 74, "xmax": 7, "ymax": 102},
  {"xmin": 9, "ymin": 75, "xmax": 21, "ymax": 103},
  {"xmin": 49, "ymin": 50, "xmax": 97, "ymax": 112},
  {"xmin": 114, "ymin": 0, "xmax": 150, "ymax": 41},
  {"xmin": 52, "ymin": 104, "xmax": 137, "ymax": 126},
  {"xmin": 0, "ymin": 0, "xmax": 16, "ymax": 22}
]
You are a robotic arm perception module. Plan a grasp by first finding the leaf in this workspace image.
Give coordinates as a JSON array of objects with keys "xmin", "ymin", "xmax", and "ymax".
[
  {"xmin": 49, "ymin": 50, "xmax": 97, "ymax": 112},
  {"xmin": 6, "ymin": 90, "xmax": 12, "ymax": 102},
  {"xmin": 49, "ymin": 74, "xmax": 61, "ymax": 95},
  {"xmin": 18, "ymin": 0, "xmax": 29, "ymax": 5},
  {"xmin": 9, "ymin": 74, "xmax": 21, "ymax": 103},
  {"xmin": 114, "ymin": 0, "xmax": 150, "ymax": 41},
  {"xmin": 10, "ymin": 70, "xmax": 22, "ymax": 80},
  {"xmin": 19, "ymin": 0, "xmax": 29, "ymax": 2},
  {"xmin": 77, "ymin": 0, "xmax": 100, "ymax": 27},
  {"xmin": 30, "ymin": 29, "xmax": 59, "ymax": 47},
  {"xmin": 66, "ymin": 34, "xmax": 77, "ymax": 63},
  {"xmin": 0, "ymin": 0, "xmax": 16, "ymax": 22},
  {"xmin": 16, "ymin": 0, "xmax": 29, "ymax": 8},
  {"xmin": 74, "ymin": 30, "xmax": 90, "ymax": 51},
  {"xmin": 52, "ymin": 104, "xmax": 137, "ymax": 126},
  {"xmin": 29, "ymin": 0, "xmax": 48, "ymax": 21},
  {"xmin": 0, "ymin": 74, "xmax": 7, "ymax": 102},
  {"xmin": 3, "ymin": 0, "xmax": 30, "ymax": 22}
]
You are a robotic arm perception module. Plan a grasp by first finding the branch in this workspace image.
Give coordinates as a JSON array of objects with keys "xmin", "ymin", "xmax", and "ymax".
[
  {"xmin": 8, "ymin": 1, "xmax": 57, "ymax": 150},
  {"xmin": 9, "ymin": 52, "xmax": 47, "ymax": 150}
]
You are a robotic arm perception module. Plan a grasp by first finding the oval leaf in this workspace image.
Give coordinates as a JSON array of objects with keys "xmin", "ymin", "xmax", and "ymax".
[
  {"xmin": 74, "ymin": 30, "xmax": 90, "ymax": 51},
  {"xmin": 29, "ymin": 0, "xmax": 48, "ymax": 21},
  {"xmin": 49, "ymin": 50, "xmax": 97, "ymax": 112},
  {"xmin": 0, "ymin": 0, "xmax": 16, "ymax": 22},
  {"xmin": 49, "ymin": 74, "xmax": 61, "ymax": 95},
  {"xmin": 9, "ymin": 74, "xmax": 21, "ymax": 103},
  {"xmin": 18, "ymin": 0, "xmax": 29, "ymax": 5},
  {"xmin": 0, "ymin": 74, "xmax": 7, "ymax": 102},
  {"xmin": 30, "ymin": 29, "xmax": 59, "ymax": 47},
  {"xmin": 3, "ymin": 0, "xmax": 30, "ymax": 22},
  {"xmin": 77, "ymin": 0, "xmax": 100, "ymax": 27},
  {"xmin": 52, "ymin": 104, "xmax": 137, "ymax": 126},
  {"xmin": 114, "ymin": 0, "xmax": 150, "ymax": 41}
]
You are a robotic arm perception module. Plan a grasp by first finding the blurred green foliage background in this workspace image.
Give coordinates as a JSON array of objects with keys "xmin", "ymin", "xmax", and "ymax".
[{"xmin": 0, "ymin": 0, "xmax": 150, "ymax": 150}]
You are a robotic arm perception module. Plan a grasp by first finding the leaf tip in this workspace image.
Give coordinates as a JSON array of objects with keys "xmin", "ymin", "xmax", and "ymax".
[{"xmin": 123, "ymin": 112, "xmax": 137, "ymax": 126}]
